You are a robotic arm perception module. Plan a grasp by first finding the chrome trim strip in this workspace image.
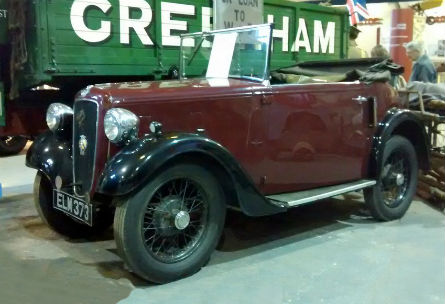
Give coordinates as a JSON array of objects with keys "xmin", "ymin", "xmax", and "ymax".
[
  {"xmin": 180, "ymin": 23, "xmax": 273, "ymax": 37},
  {"xmin": 267, "ymin": 179, "xmax": 377, "ymax": 207},
  {"xmin": 73, "ymin": 98, "xmax": 99, "ymax": 198}
]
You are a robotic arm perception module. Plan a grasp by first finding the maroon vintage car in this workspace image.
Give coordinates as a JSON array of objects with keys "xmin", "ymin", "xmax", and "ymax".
[{"xmin": 26, "ymin": 24, "xmax": 429, "ymax": 283}]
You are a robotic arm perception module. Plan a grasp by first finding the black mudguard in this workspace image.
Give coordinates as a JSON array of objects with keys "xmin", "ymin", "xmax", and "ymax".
[
  {"xmin": 370, "ymin": 108, "xmax": 430, "ymax": 178},
  {"xmin": 97, "ymin": 133, "xmax": 285, "ymax": 216},
  {"xmin": 25, "ymin": 131, "xmax": 73, "ymax": 187}
]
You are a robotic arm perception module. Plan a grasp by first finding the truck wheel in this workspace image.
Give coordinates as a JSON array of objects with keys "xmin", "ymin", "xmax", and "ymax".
[
  {"xmin": 0, "ymin": 136, "xmax": 28, "ymax": 156},
  {"xmin": 34, "ymin": 172, "xmax": 114, "ymax": 238},
  {"xmin": 364, "ymin": 135, "xmax": 418, "ymax": 221},
  {"xmin": 114, "ymin": 163, "xmax": 226, "ymax": 283}
]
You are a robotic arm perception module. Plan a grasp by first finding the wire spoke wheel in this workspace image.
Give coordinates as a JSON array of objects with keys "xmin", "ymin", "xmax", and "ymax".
[
  {"xmin": 381, "ymin": 150, "xmax": 410, "ymax": 208},
  {"xmin": 364, "ymin": 135, "xmax": 418, "ymax": 221},
  {"xmin": 114, "ymin": 163, "xmax": 226, "ymax": 283},
  {"xmin": 142, "ymin": 178, "xmax": 209, "ymax": 263}
]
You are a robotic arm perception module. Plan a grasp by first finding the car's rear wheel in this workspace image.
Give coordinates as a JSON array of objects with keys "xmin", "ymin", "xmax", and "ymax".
[
  {"xmin": 0, "ymin": 136, "xmax": 28, "ymax": 156},
  {"xmin": 364, "ymin": 135, "xmax": 418, "ymax": 221},
  {"xmin": 34, "ymin": 172, "xmax": 114, "ymax": 238},
  {"xmin": 114, "ymin": 163, "xmax": 226, "ymax": 283}
]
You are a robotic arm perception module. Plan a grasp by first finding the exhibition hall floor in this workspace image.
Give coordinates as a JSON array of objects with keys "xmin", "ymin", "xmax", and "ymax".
[{"xmin": 0, "ymin": 152, "xmax": 444, "ymax": 304}]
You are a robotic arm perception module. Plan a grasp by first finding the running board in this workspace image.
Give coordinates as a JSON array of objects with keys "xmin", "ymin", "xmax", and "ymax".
[{"xmin": 266, "ymin": 179, "xmax": 376, "ymax": 208}]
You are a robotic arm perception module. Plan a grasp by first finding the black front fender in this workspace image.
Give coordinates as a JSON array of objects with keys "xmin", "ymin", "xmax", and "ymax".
[
  {"xmin": 26, "ymin": 131, "xmax": 73, "ymax": 186},
  {"xmin": 370, "ymin": 108, "xmax": 430, "ymax": 178},
  {"xmin": 97, "ymin": 133, "xmax": 284, "ymax": 216}
]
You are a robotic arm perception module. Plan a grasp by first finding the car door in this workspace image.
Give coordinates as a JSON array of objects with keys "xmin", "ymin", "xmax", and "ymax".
[
  {"xmin": 241, "ymin": 88, "xmax": 272, "ymax": 192},
  {"xmin": 261, "ymin": 82, "xmax": 375, "ymax": 194}
]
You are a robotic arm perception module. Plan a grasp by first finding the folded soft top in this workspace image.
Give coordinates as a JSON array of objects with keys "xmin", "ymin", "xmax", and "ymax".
[{"xmin": 271, "ymin": 59, "xmax": 405, "ymax": 85}]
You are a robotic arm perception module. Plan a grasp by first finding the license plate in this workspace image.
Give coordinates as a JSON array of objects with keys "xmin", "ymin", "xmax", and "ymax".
[{"xmin": 53, "ymin": 190, "xmax": 93, "ymax": 226}]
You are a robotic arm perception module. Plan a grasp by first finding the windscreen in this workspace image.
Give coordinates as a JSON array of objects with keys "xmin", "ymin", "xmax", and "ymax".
[{"xmin": 180, "ymin": 25, "xmax": 272, "ymax": 82}]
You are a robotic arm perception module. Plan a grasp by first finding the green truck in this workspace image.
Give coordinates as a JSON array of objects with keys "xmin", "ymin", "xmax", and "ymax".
[{"xmin": 0, "ymin": 0, "xmax": 349, "ymax": 155}]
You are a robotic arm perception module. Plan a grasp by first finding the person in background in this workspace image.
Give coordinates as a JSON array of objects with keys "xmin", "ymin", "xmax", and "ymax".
[
  {"xmin": 348, "ymin": 25, "xmax": 368, "ymax": 59},
  {"xmin": 371, "ymin": 44, "xmax": 390, "ymax": 59},
  {"xmin": 405, "ymin": 41, "xmax": 437, "ymax": 83}
]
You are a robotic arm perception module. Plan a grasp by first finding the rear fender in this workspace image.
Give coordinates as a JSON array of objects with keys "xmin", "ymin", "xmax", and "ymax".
[
  {"xmin": 97, "ymin": 133, "xmax": 285, "ymax": 216},
  {"xmin": 369, "ymin": 108, "xmax": 430, "ymax": 178}
]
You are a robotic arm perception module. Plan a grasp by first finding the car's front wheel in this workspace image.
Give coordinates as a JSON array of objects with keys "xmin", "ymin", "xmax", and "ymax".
[
  {"xmin": 113, "ymin": 163, "xmax": 226, "ymax": 283},
  {"xmin": 364, "ymin": 135, "xmax": 418, "ymax": 221},
  {"xmin": 34, "ymin": 172, "xmax": 114, "ymax": 238}
]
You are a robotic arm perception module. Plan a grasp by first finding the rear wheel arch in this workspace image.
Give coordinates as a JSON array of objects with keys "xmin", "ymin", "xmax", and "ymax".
[
  {"xmin": 390, "ymin": 120, "xmax": 430, "ymax": 171},
  {"xmin": 369, "ymin": 109, "xmax": 430, "ymax": 178}
]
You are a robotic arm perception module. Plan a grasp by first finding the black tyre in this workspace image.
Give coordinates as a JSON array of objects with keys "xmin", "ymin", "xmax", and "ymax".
[
  {"xmin": 34, "ymin": 172, "xmax": 114, "ymax": 238},
  {"xmin": 364, "ymin": 135, "xmax": 418, "ymax": 221},
  {"xmin": 114, "ymin": 163, "xmax": 226, "ymax": 283},
  {"xmin": 0, "ymin": 136, "xmax": 28, "ymax": 156}
]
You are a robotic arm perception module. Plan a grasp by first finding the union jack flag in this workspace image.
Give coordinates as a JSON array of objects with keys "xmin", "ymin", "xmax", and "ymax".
[{"xmin": 346, "ymin": 0, "xmax": 370, "ymax": 25}]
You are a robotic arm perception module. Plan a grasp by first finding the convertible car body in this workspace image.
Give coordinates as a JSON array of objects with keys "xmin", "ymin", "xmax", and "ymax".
[{"xmin": 26, "ymin": 24, "xmax": 430, "ymax": 283}]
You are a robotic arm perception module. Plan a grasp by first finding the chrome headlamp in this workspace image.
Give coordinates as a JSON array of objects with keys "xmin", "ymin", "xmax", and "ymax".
[
  {"xmin": 46, "ymin": 103, "xmax": 73, "ymax": 132},
  {"xmin": 104, "ymin": 108, "xmax": 139, "ymax": 144}
]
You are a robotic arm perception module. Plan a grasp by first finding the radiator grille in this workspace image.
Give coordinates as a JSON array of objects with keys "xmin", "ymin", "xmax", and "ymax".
[{"xmin": 73, "ymin": 100, "xmax": 99, "ymax": 196}]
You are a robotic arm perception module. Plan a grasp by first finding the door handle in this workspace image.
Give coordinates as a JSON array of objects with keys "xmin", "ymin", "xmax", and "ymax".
[
  {"xmin": 250, "ymin": 140, "xmax": 263, "ymax": 146},
  {"xmin": 352, "ymin": 96, "xmax": 368, "ymax": 104}
]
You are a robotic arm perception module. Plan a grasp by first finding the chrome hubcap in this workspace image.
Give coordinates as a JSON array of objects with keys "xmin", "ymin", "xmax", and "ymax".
[
  {"xmin": 396, "ymin": 173, "xmax": 405, "ymax": 186},
  {"xmin": 174, "ymin": 210, "xmax": 190, "ymax": 230}
]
